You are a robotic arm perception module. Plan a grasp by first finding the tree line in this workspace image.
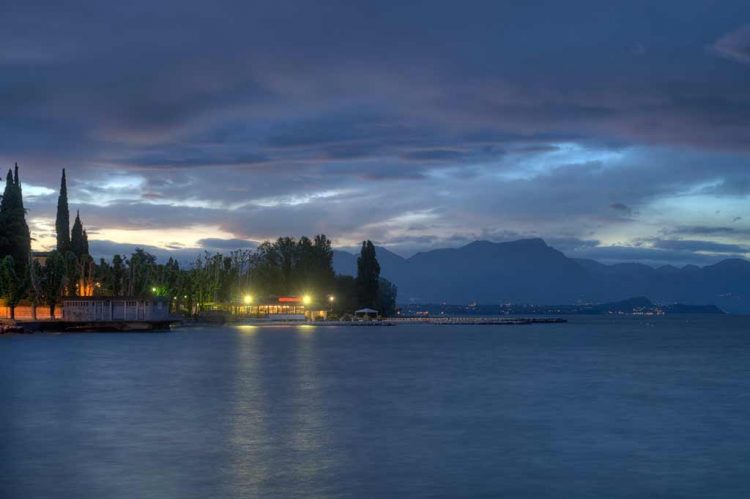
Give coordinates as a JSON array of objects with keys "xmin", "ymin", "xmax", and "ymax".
[{"xmin": 0, "ymin": 166, "xmax": 396, "ymax": 318}]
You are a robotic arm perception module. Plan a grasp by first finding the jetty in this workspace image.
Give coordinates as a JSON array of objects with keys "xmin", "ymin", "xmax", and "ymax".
[
  {"xmin": 389, "ymin": 317, "xmax": 566, "ymax": 325},
  {"xmin": 223, "ymin": 316, "xmax": 567, "ymax": 327}
]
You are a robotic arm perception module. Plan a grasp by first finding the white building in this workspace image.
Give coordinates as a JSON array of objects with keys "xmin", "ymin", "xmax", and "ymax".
[{"xmin": 62, "ymin": 297, "xmax": 171, "ymax": 322}]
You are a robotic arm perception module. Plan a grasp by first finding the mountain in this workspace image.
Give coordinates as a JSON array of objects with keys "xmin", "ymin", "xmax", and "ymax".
[
  {"xmin": 333, "ymin": 239, "xmax": 750, "ymax": 313},
  {"xmin": 333, "ymin": 245, "xmax": 407, "ymax": 277}
]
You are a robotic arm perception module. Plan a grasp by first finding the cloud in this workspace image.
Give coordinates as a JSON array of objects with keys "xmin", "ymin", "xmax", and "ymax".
[
  {"xmin": 712, "ymin": 25, "xmax": 750, "ymax": 65},
  {"xmin": 651, "ymin": 239, "xmax": 749, "ymax": 254},
  {"xmin": 609, "ymin": 202, "xmax": 633, "ymax": 215},
  {"xmin": 2, "ymin": 0, "xmax": 750, "ymax": 267},
  {"xmin": 663, "ymin": 225, "xmax": 750, "ymax": 237}
]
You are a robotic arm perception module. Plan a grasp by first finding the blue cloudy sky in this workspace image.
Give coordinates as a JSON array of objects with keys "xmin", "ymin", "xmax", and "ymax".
[{"xmin": 1, "ymin": 0, "xmax": 749, "ymax": 265}]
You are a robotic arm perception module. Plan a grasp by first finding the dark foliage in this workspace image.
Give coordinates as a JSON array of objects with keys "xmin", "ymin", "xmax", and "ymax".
[
  {"xmin": 356, "ymin": 240, "xmax": 380, "ymax": 309},
  {"xmin": 55, "ymin": 169, "xmax": 71, "ymax": 253}
]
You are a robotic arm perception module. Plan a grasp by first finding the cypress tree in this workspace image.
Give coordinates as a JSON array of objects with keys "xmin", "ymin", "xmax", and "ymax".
[
  {"xmin": 0, "ymin": 165, "xmax": 31, "ymax": 278},
  {"xmin": 355, "ymin": 240, "xmax": 380, "ymax": 309},
  {"xmin": 0, "ymin": 168, "xmax": 14, "ymax": 212},
  {"xmin": 55, "ymin": 169, "xmax": 71, "ymax": 253},
  {"xmin": 71, "ymin": 210, "xmax": 88, "ymax": 258}
]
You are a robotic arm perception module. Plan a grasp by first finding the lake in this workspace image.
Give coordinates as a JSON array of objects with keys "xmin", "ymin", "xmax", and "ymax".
[{"xmin": 2, "ymin": 316, "xmax": 749, "ymax": 498}]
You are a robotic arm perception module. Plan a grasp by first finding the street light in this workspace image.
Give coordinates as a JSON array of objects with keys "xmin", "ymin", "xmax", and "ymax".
[
  {"xmin": 328, "ymin": 295, "xmax": 335, "ymax": 303},
  {"xmin": 243, "ymin": 294, "xmax": 254, "ymax": 305},
  {"xmin": 302, "ymin": 295, "xmax": 312, "ymax": 305}
]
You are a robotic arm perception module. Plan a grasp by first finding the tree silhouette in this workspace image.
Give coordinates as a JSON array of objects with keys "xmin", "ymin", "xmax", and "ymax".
[
  {"xmin": 55, "ymin": 169, "xmax": 71, "ymax": 253},
  {"xmin": 356, "ymin": 240, "xmax": 380, "ymax": 309}
]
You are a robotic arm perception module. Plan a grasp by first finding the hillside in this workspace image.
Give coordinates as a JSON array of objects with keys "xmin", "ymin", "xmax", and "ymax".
[{"xmin": 333, "ymin": 239, "xmax": 750, "ymax": 313}]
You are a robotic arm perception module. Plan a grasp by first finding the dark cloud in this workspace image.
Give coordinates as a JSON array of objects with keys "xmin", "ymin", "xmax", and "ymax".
[
  {"xmin": 652, "ymin": 239, "xmax": 749, "ymax": 254},
  {"xmin": 664, "ymin": 225, "xmax": 750, "ymax": 237},
  {"xmin": 401, "ymin": 149, "xmax": 470, "ymax": 161},
  {"xmin": 609, "ymin": 203, "xmax": 633, "ymax": 215}
]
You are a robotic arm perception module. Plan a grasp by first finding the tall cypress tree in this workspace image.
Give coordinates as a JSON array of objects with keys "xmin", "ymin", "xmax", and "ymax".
[
  {"xmin": 0, "ymin": 165, "xmax": 31, "ymax": 277},
  {"xmin": 355, "ymin": 240, "xmax": 380, "ymax": 309},
  {"xmin": 55, "ymin": 169, "xmax": 71, "ymax": 253}
]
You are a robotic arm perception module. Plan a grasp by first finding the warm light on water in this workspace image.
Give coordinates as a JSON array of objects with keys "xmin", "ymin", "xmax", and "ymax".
[{"xmin": 235, "ymin": 325, "xmax": 258, "ymax": 334}]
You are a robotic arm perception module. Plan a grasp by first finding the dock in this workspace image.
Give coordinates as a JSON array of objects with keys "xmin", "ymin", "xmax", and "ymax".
[
  {"xmin": 387, "ymin": 317, "xmax": 567, "ymax": 325},
  {"xmin": 225, "ymin": 317, "xmax": 567, "ymax": 327}
]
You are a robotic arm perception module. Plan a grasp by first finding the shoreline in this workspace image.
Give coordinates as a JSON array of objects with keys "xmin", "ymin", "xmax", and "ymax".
[{"xmin": 2, "ymin": 316, "xmax": 567, "ymax": 333}]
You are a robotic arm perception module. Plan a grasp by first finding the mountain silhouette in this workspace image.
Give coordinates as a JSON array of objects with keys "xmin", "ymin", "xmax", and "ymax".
[{"xmin": 333, "ymin": 239, "xmax": 750, "ymax": 313}]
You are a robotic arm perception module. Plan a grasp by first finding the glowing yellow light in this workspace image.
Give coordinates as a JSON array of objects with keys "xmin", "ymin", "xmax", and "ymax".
[
  {"xmin": 302, "ymin": 295, "xmax": 312, "ymax": 305},
  {"xmin": 329, "ymin": 295, "xmax": 335, "ymax": 302},
  {"xmin": 151, "ymin": 287, "xmax": 157, "ymax": 293},
  {"xmin": 243, "ymin": 294, "xmax": 254, "ymax": 304}
]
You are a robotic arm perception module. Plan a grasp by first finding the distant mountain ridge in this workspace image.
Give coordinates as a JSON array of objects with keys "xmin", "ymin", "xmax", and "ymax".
[{"xmin": 333, "ymin": 238, "xmax": 750, "ymax": 313}]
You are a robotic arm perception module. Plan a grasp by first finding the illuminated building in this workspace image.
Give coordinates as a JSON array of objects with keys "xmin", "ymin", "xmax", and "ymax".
[{"xmin": 238, "ymin": 295, "xmax": 327, "ymax": 321}]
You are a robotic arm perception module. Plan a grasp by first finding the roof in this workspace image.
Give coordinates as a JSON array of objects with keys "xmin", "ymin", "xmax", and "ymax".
[{"xmin": 355, "ymin": 308, "xmax": 379, "ymax": 314}]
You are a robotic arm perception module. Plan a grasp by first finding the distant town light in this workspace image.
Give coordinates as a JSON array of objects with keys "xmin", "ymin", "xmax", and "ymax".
[
  {"xmin": 243, "ymin": 294, "xmax": 254, "ymax": 304},
  {"xmin": 329, "ymin": 295, "xmax": 335, "ymax": 302},
  {"xmin": 302, "ymin": 294, "xmax": 312, "ymax": 305}
]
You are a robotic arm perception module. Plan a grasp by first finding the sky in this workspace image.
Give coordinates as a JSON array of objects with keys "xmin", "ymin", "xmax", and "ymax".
[{"xmin": 1, "ymin": 0, "xmax": 749, "ymax": 266}]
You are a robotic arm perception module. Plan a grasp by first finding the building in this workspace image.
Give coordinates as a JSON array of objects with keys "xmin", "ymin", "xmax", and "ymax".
[
  {"xmin": 236, "ymin": 296, "xmax": 328, "ymax": 321},
  {"xmin": 354, "ymin": 308, "xmax": 379, "ymax": 320},
  {"xmin": 31, "ymin": 251, "xmax": 52, "ymax": 266},
  {"xmin": 62, "ymin": 297, "xmax": 171, "ymax": 322}
]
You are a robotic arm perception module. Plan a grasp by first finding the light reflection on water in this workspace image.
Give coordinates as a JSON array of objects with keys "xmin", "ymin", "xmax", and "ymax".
[{"xmin": 2, "ymin": 316, "xmax": 750, "ymax": 498}]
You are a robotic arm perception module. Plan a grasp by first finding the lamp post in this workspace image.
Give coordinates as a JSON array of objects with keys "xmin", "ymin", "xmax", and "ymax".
[{"xmin": 328, "ymin": 295, "xmax": 335, "ymax": 318}]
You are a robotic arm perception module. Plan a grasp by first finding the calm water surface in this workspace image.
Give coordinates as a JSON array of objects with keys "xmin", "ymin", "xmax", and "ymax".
[{"xmin": 2, "ymin": 316, "xmax": 750, "ymax": 498}]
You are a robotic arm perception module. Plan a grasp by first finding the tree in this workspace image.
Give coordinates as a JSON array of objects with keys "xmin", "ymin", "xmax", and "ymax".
[
  {"xmin": 76, "ymin": 255, "xmax": 96, "ymax": 296},
  {"xmin": 376, "ymin": 278, "xmax": 398, "ymax": 317},
  {"xmin": 111, "ymin": 254, "xmax": 125, "ymax": 296},
  {"xmin": 276, "ymin": 237, "xmax": 297, "ymax": 293},
  {"xmin": 125, "ymin": 249, "xmax": 157, "ymax": 297},
  {"xmin": 311, "ymin": 234, "xmax": 335, "ymax": 294},
  {"xmin": 332, "ymin": 274, "xmax": 357, "ymax": 315},
  {"xmin": 28, "ymin": 259, "xmax": 43, "ymax": 319},
  {"xmin": 355, "ymin": 240, "xmax": 380, "ymax": 308},
  {"xmin": 64, "ymin": 251, "xmax": 79, "ymax": 296},
  {"xmin": 0, "ymin": 165, "xmax": 31, "ymax": 278},
  {"xmin": 70, "ymin": 210, "xmax": 88, "ymax": 258},
  {"xmin": 39, "ymin": 251, "xmax": 67, "ymax": 318},
  {"xmin": 55, "ymin": 169, "xmax": 71, "ymax": 253},
  {"xmin": 0, "ymin": 256, "xmax": 25, "ymax": 320},
  {"xmin": 250, "ymin": 242, "xmax": 283, "ymax": 296}
]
